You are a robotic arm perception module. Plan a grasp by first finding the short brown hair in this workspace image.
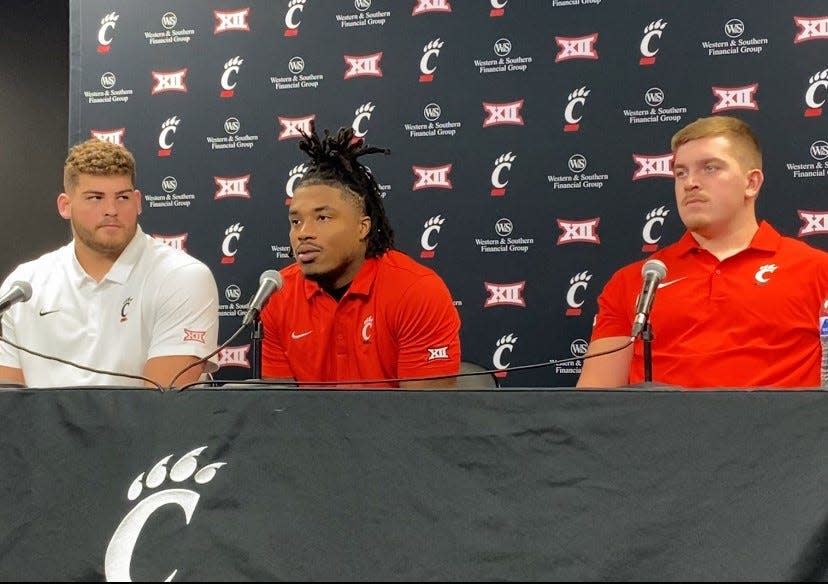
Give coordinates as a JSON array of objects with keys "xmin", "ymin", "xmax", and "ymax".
[
  {"xmin": 63, "ymin": 139, "xmax": 136, "ymax": 192},
  {"xmin": 671, "ymin": 116, "xmax": 762, "ymax": 170}
]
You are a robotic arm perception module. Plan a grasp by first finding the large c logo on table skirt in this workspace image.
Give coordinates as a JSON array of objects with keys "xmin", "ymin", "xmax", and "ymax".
[{"xmin": 104, "ymin": 447, "xmax": 226, "ymax": 582}]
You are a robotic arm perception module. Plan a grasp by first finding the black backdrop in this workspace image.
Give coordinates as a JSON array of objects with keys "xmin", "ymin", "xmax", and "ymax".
[{"xmin": 63, "ymin": 0, "xmax": 828, "ymax": 386}]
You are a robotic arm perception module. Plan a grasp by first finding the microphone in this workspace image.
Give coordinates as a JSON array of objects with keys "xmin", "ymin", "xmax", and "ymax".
[
  {"xmin": 0, "ymin": 281, "xmax": 32, "ymax": 314},
  {"xmin": 242, "ymin": 270, "xmax": 284, "ymax": 326},
  {"xmin": 630, "ymin": 259, "xmax": 667, "ymax": 338}
]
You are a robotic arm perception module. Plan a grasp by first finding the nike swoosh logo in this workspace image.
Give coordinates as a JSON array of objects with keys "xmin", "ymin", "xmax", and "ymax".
[
  {"xmin": 291, "ymin": 330, "xmax": 313, "ymax": 340},
  {"xmin": 658, "ymin": 277, "xmax": 687, "ymax": 289},
  {"xmin": 38, "ymin": 309, "xmax": 60, "ymax": 316}
]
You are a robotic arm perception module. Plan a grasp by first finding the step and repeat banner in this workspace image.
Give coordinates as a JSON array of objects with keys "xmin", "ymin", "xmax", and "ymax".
[{"xmin": 69, "ymin": 0, "xmax": 828, "ymax": 386}]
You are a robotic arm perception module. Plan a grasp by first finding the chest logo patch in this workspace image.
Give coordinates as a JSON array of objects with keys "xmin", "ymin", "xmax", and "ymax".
[
  {"xmin": 754, "ymin": 263, "xmax": 777, "ymax": 284},
  {"xmin": 120, "ymin": 297, "xmax": 133, "ymax": 323},
  {"xmin": 361, "ymin": 315, "xmax": 374, "ymax": 343}
]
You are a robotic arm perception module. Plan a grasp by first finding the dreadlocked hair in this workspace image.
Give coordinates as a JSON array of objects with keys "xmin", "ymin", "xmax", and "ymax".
[{"xmin": 297, "ymin": 125, "xmax": 395, "ymax": 258}]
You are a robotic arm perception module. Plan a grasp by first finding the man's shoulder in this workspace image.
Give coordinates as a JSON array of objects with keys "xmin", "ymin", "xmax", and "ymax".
[
  {"xmin": 3, "ymin": 243, "xmax": 72, "ymax": 285},
  {"xmin": 777, "ymin": 233, "xmax": 828, "ymax": 260},
  {"xmin": 376, "ymin": 250, "xmax": 444, "ymax": 281}
]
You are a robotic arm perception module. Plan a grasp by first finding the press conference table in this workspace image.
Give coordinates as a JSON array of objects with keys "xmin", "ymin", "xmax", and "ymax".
[{"xmin": 1, "ymin": 387, "xmax": 826, "ymax": 581}]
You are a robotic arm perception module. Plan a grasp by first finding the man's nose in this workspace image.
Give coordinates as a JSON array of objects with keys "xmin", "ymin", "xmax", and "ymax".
[
  {"xmin": 682, "ymin": 171, "xmax": 700, "ymax": 190},
  {"xmin": 295, "ymin": 222, "xmax": 316, "ymax": 238}
]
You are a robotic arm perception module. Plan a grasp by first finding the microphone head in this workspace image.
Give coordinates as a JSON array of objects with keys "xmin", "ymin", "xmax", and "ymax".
[
  {"xmin": 259, "ymin": 269, "xmax": 283, "ymax": 291},
  {"xmin": 12, "ymin": 280, "xmax": 32, "ymax": 302},
  {"xmin": 641, "ymin": 259, "xmax": 667, "ymax": 280}
]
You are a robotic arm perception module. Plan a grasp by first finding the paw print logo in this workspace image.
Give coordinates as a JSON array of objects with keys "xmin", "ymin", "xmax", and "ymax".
[
  {"xmin": 104, "ymin": 447, "xmax": 226, "ymax": 582},
  {"xmin": 158, "ymin": 117, "xmax": 180, "ymax": 155},
  {"xmin": 352, "ymin": 102, "xmax": 376, "ymax": 138},
  {"xmin": 492, "ymin": 333, "xmax": 518, "ymax": 373},
  {"xmin": 161, "ymin": 116, "xmax": 180, "ymax": 131},
  {"xmin": 494, "ymin": 152, "xmax": 516, "ymax": 167},
  {"xmin": 423, "ymin": 38, "xmax": 444, "ymax": 54},
  {"xmin": 567, "ymin": 86, "xmax": 591, "ymax": 102},
  {"xmin": 646, "ymin": 206, "xmax": 670, "ymax": 221},
  {"xmin": 644, "ymin": 19, "xmax": 667, "ymax": 34},
  {"xmin": 569, "ymin": 271, "xmax": 592, "ymax": 286},
  {"xmin": 420, "ymin": 39, "xmax": 444, "ymax": 81},
  {"xmin": 101, "ymin": 11, "xmax": 119, "ymax": 26},
  {"xmin": 420, "ymin": 215, "xmax": 445, "ymax": 257},
  {"xmin": 491, "ymin": 152, "xmax": 516, "ymax": 195},
  {"xmin": 285, "ymin": 163, "xmax": 309, "ymax": 202},
  {"xmin": 564, "ymin": 87, "xmax": 590, "ymax": 131},
  {"xmin": 423, "ymin": 215, "xmax": 445, "ymax": 230},
  {"xmin": 285, "ymin": 0, "xmax": 307, "ymax": 36},
  {"xmin": 224, "ymin": 56, "xmax": 244, "ymax": 71},
  {"xmin": 220, "ymin": 57, "xmax": 244, "ymax": 97},
  {"xmin": 640, "ymin": 19, "xmax": 668, "ymax": 64},
  {"xmin": 754, "ymin": 263, "xmax": 777, "ymax": 284},
  {"xmin": 810, "ymin": 69, "xmax": 828, "ymax": 85},
  {"xmin": 97, "ymin": 12, "xmax": 119, "ymax": 53},
  {"xmin": 225, "ymin": 223, "xmax": 244, "ymax": 237},
  {"xmin": 642, "ymin": 207, "xmax": 670, "ymax": 251},
  {"xmin": 805, "ymin": 69, "xmax": 828, "ymax": 116},
  {"xmin": 566, "ymin": 271, "xmax": 592, "ymax": 315},
  {"xmin": 354, "ymin": 102, "xmax": 375, "ymax": 117},
  {"xmin": 221, "ymin": 223, "xmax": 244, "ymax": 264}
]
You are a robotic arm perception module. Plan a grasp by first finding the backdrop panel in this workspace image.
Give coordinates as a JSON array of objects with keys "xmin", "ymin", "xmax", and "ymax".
[{"xmin": 68, "ymin": 0, "xmax": 828, "ymax": 386}]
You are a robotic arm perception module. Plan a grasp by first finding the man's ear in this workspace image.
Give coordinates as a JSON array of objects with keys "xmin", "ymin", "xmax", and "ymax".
[
  {"xmin": 57, "ymin": 192, "xmax": 71, "ymax": 220},
  {"xmin": 745, "ymin": 168, "xmax": 764, "ymax": 201},
  {"xmin": 359, "ymin": 215, "xmax": 372, "ymax": 241}
]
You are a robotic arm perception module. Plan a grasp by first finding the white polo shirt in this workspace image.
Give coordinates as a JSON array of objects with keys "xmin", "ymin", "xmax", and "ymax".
[{"xmin": 0, "ymin": 227, "xmax": 219, "ymax": 387}]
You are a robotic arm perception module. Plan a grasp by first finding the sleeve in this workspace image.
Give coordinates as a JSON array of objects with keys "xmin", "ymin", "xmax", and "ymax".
[
  {"xmin": 146, "ymin": 261, "xmax": 220, "ymax": 372},
  {"xmin": 591, "ymin": 267, "xmax": 637, "ymax": 341},
  {"xmin": 394, "ymin": 273, "xmax": 461, "ymax": 378},
  {"xmin": 261, "ymin": 298, "xmax": 293, "ymax": 379}
]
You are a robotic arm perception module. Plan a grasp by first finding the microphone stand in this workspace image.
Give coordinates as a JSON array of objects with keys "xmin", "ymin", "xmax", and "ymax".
[
  {"xmin": 642, "ymin": 322, "xmax": 653, "ymax": 383},
  {"xmin": 250, "ymin": 316, "xmax": 263, "ymax": 380}
]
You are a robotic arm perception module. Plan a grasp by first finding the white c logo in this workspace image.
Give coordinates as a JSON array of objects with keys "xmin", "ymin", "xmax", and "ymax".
[
  {"xmin": 564, "ymin": 97, "xmax": 585, "ymax": 125},
  {"xmin": 98, "ymin": 21, "xmax": 116, "ymax": 46},
  {"xmin": 105, "ymin": 490, "xmax": 200, "ymax": 582}
]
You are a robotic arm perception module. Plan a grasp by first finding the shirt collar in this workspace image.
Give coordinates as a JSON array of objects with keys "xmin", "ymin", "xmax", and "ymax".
[
  {"xmin": 302, "ymin": 256, "xmax": 380, "ymax": 300},
  {"xmin": 68, "ymin": 226, "xmax": 147, "ymax": 285},
  {"xmin": 674, "ymin": 220, "xmax": 780, "ymax": 257}
]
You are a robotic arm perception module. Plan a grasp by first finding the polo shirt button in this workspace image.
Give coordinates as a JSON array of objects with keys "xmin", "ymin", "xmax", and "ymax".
[
  {"xmin": 715, "ymin": 269, "xmax": 721, "ymax": 275},
  {"xmin": 337, "ymin": 334, "xmax": 344, "ymax": 341}
]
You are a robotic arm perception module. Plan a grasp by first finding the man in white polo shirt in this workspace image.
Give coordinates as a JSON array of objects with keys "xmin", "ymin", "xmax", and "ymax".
[{"xmin": 0, "ymin": 139, "xmax": 219, "ymax": 388}]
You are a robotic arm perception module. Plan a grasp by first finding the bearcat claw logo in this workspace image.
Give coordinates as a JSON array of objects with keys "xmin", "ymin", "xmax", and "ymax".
[{"xmin": 104, "ymin": 447, "xmax": 226, "ymax": 582}]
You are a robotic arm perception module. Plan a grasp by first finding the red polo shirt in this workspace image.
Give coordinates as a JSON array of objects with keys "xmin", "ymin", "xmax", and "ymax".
[
  {"xmin": 591, "ymin": 222, "xmax": 828, "ymax": 388},
  {"xmin": 261, "ymin": 250, "xmax": 461, "ymax": 387}
]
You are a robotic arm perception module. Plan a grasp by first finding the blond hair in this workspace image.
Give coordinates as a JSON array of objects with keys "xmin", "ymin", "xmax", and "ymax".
[
  {"xmin": 63, "ymin": 139, "xmax": 136, "ymax": 191},
  {"xmin": 671, "ymin": 116, "xmax": 762, "ymax": 170}
]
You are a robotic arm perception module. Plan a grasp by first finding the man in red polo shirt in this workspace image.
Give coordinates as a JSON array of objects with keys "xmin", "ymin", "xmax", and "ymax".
[
  {"xmin": 260, "ymin": 126, "xmax": 461, "ymax": 388},
  {"xmin": 577, "ymin": 116, "xmax": 828, "ymax": 389}
]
